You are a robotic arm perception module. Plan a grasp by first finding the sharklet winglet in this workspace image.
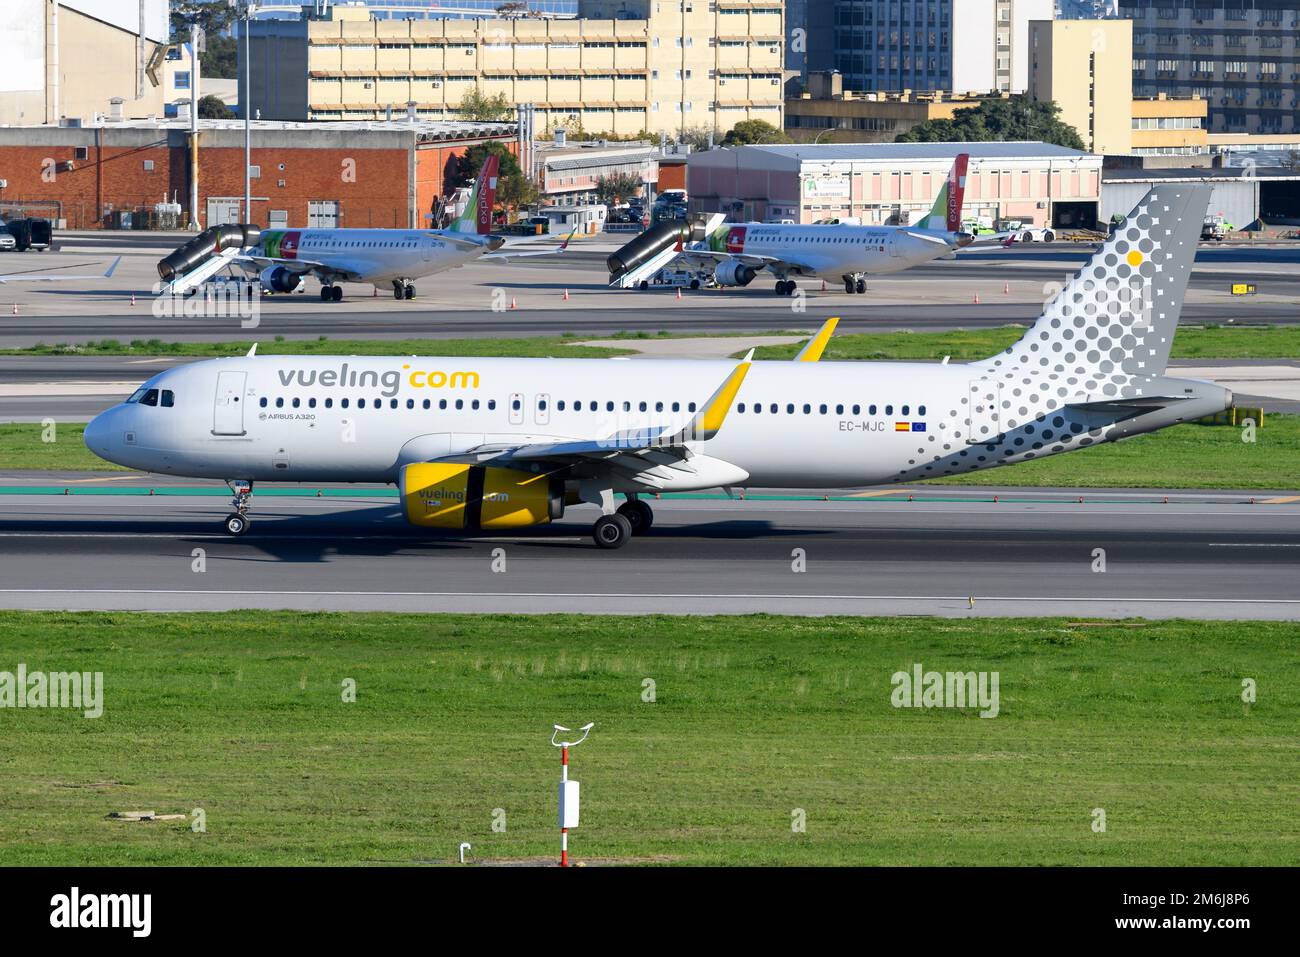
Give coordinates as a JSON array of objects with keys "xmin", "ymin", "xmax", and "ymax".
[{"xmin": 795, "ymin": 316, "xmax": 839, "ymax": 362}]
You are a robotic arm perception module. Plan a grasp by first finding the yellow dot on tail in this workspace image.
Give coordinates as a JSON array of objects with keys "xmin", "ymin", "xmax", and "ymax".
[{"xmin": 1126, "ymin": 250, "xmax": 1144, "ymax": 266}]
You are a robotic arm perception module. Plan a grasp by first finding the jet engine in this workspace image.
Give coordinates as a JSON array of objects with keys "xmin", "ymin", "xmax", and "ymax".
[
  {"xmin": 400, "ymin": 462, "xmax": 565, "ymax": 529},
  {"xmin": 713, "ymin": 260, "xmax": 756, "ymax": 287},
  {"xmin": 260, "ymin": 265, "xmax": 301, "ymax": 293}
]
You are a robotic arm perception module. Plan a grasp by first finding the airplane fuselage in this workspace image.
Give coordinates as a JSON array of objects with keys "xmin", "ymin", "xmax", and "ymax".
[
  {"xmin": 84, "ymin": 354, "xmax": 1229, "ymax": 490},
  {"xmin": 715, "ymin": 222, "xmax": 964, "ymax": 279},
  {"xmin": 258, "ymin": 228, "xmax": 490, "ymax": 284}
]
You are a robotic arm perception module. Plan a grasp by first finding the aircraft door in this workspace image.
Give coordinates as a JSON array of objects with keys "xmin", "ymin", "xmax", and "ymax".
[
  {"xmin": 887, "ymin": 232, "xmax": 901, "ymax": 257},
  {"xmin": 213, "ymin": 371, "xmax": 247, "ymax": 435}
]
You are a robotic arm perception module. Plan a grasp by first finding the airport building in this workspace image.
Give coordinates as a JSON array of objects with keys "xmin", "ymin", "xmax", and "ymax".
[
  {"xmin": 785, "ymin": 74, "xmax": 1018, "ymax": 143},
  {"xmin": 1121, "ymin": 0, "xmax": 1300, "ymax": 135},
  {"xmin": 686, "ymin": 141, "xmax": 1102, "ymax": 228},
  {"xmin": 244, "ymin": 0, "xmax": 785, "ymax": 138},
  {"xmin": 0, "ymin": 118, "xmax": 516, "ymax": 231},
  {"xmin": 827, "ymin": 0, "xmax": 1054, "ymax": 95},
  {"xmin": 536, "ymin": 138, "xmax": 659, "ymax": 203},
  {"xmin": 0, "ymin": 0, "xmax": 170, "ymax": 127},
  {"xmin": 1100, "ymin": 164, "xmax": 1300, "ymax": 228}
]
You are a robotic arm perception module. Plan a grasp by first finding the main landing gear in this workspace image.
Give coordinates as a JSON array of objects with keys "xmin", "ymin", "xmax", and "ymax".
[
  {"xmin": 774, "ymin": 279, "xmax": 798, "ymax": 296},
  {"xmin": 591, "ymin": 497, "xmax": 655, "ymax": 549},
  {"xmin": 223, "ymin": 479, "xmax": 253, "ymax": 536},
  {"xmin": 392, "ymin": 280, "xmax": 416, "ymax": 301},
  {"xmin": 319, "ymin": 284, "xmax": 343, "ymax": 302},
  {"xmin": 843, "ymin": 275, "xmax": 867, "ymax": 294}
]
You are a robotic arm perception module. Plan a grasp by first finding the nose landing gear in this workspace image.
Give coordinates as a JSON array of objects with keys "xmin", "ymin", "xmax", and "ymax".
[{"xmin": 223, "ymin": 479, "xmax": 253, "ymax": 536}]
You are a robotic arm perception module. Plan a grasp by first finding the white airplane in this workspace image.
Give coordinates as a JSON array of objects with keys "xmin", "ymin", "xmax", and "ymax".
[
  {"xmin": 157, "ymin": 155, "xmax": 570, "ymax": 301},
  {"xmin": 0, "ymin": 256, "xmax": 121, "ymax": 283},
  {"xmin": 86, "ymin": 186, "xmax": 1228, "ymax": 549},
  {"xmin": 653, "ymin": 153, "xmax": 972, "ymax": 295}
]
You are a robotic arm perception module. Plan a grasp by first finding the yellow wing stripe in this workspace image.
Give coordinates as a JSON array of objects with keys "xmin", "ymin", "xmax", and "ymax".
[
  {"xmin": 685, "ymin": 349, "xmax": 754, "ymax": 441},
  {"xmin": 794, "ymin": 316, "xmax": 839, "ymax": 362}
]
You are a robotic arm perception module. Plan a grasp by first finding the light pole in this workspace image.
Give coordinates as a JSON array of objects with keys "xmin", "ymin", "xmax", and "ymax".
[{"xmin": 234, "ymin": 1, "xmax": 257, "ymax": 224}]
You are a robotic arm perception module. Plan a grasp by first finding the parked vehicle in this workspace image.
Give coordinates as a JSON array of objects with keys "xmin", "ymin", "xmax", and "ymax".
[{"xmin": 1201, "ymin": 217, "xmax": 1227, "ymax": 241}]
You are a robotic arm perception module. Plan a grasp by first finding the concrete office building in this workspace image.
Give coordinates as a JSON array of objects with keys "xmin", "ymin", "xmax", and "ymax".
[
  {"xmin": 1122, "ymin": 0, "xmax": 1300, "ymax": 135},
  {"xmin": 245, "ymin": 0, "xmax": 785, "ymax": 138},
  {"xmin": 829, "ymin": 0, "xmax": 1054, "ymax": 95},
  {"xmin": 1028, "ymin": 19, "xmax": 1132, "ymax": 154},
  {"xmin": 0, "ymin": 0, "xmax": 170, "ymax": 127}
]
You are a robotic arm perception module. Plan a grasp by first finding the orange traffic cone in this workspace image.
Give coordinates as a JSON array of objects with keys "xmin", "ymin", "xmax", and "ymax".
[
  {"xmin": 1003, "ymin": 281, "xmax": 1009, "ymax": 295},
  {"xmin": 562, "ymin": 288, "xmax": 570, "ymax": 301},
  {"xmin": 973, "ymin": 291, "xmax": 980, "ymax": 304},
  {"xmin": 820, "ymin": 279, "xmax": 827, "ymax": 291},
  {"xmin": 675, "ymin": 287, "xmax": 682, "ymax": 300},
  {"xmin": 510, "ymin": 296, "xmax": 517, "ymax": 310}
]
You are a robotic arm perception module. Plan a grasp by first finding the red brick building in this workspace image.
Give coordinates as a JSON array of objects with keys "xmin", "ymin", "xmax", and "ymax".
[{"xmin": 0, "ymin": 119, "xmax": 517, "ymax": 230}]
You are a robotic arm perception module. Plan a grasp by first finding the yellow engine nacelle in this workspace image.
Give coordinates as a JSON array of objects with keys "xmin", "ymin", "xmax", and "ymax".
[{"xmin": 400, "ymin": 462, "xmax": 564, "ymax": 529}]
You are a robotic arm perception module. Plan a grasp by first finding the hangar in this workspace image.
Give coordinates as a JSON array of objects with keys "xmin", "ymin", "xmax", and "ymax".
[
  {"xmin": 1100, "ymin": 167, "xmax": 1300, "ymax": 229},
  {"xmin": 686, "ymin": 142, "xmax": 1103, "ymax": 229},
  {"xmin": 0, "ymin": 117, "xmax": 515, "ymax": 231}
]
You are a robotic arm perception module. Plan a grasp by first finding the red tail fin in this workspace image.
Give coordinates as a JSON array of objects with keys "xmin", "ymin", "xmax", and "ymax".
[
  {"xmin": 946, "ymin": 153, "xmax": 968, "ymax": 233},
  {"xmin": 476, "ymin": 153, "xmax": 499, "ymax": 235}
]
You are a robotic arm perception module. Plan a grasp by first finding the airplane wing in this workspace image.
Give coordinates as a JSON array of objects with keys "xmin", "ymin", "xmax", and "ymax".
[
  {"xmin": 0, "ymin": 256, "xmax": 121, "ymax": 283},
  {"xmin": 480, "ymin": 227, "xmax": 578, "ymax": 260},
  {"xmin": 228, "ymin": 253, "xmax": 359, "ymax": 283},
  {"xmin": 428, "ymin": 352, "xmax": 755, "ymax": 488}
]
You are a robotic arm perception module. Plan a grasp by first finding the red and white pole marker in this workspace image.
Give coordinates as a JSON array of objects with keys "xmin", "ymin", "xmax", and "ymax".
[
  {"xmin": 130, "ymin": 292, "xmax": 137, "ymax": 306},
  {"xmin": 1003, "ymin": 281, "xmax": 1009, "ymax": 295},
  {"xmin": 551, "ymin": 722, "xmax": 594, "ymax": 868},
  {"xmin": 10, "ymin": 304, "xmax": 16, "ymax": 316},
  {"xmin": 563, "ymin": 288, "xmax": 570, "ymax": 301}
]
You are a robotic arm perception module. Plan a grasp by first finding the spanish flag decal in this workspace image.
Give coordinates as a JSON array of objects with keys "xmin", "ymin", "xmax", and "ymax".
[{"xmin": 895, "ymin": 422, "xmax": 911, "ymax": 432}]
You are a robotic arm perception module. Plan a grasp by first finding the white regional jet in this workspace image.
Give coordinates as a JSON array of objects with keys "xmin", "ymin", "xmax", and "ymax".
[
  {"xmin": 86, "ymin": 187, "xmax": 1228, "ymax": 549},
  {"xmin": 211, "ymin": 154, "xmax": 565, "ymax": 302},
  {"xmin": 665, "ymin": 153, "xmax": 972, "ymax": 295}
]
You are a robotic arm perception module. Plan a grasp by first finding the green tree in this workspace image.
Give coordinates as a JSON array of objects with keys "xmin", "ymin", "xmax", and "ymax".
[
  {"xmin": 170, "ymin": 1, "xmax": 234, "ymax": 41},
  {"xmin": 201, "ymin": 34, "xmax": 238, "ymax": 80},
  {"xmin": 197, "ymin": 94, "xmax": 235, "ymax": 119},
  {"xmin": 594, "ymin": 172, "xmax": 643, "ymax": 206},
  {"xmin": 721, "ymin": 119, "xmax": 793, "ymax": 146},
  {"xmin": 896, "ymin": 96, "xmax": 1085, "ymax": 150},
  {"xmin": 458, "ymin": 87, "xmax": 515, "ymax": 122}
]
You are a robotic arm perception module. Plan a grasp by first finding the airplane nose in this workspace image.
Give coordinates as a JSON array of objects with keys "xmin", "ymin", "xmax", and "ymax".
[{"xmin": 83, "ymin": 411, "xmax": 111, "ymax": 459}]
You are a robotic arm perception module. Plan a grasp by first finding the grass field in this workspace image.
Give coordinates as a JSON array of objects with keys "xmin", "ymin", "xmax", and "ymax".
[
  {"xmin": 747, "ymin": 324, "xmax": 1300, "ymax": 362},
  {"xmin": 0, "ymin": 613, "xmax": 1294, "ymax": 866},
  {"xmin": 3, "ymin": 324, "xmax": 1297, "ymax": 360},
  {"xmin": 2, "ymin": 416, "xmax": 1293, "ymax": 489},
  {"xmin": 1, "ymin": 335, "xmax": 629, "ymax": 360}
]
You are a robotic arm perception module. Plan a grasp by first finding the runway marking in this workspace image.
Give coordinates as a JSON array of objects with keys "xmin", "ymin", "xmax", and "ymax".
[
  {"xmin": 1260, "ymin": 495, "xmax": 1300, "ymax": 505},
  {"xmin": 64, "ymin": 474, "xmax": 144, "ymax": 485},
  {"xmin": 0, "ymin": 589, "xmax": 1297, "ymax": 605},
  {"xmin": 848, "ymin": 489, "xmax": 907, "ymax": 498},
  {"xmin": 1208, "ymin": 542, "xmax": 1300, "ymax": 548}
]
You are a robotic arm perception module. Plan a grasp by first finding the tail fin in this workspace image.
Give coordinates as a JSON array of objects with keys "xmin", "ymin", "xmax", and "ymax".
[
  {"xmin": 923, "ymin": 153, "xmax": 968, "ymax": 231},
  {"xmin": 972, "ymin": 186, "xmax": 1209, "ymax": 380},
  {"xmin": 451, "ymin": 153, "xmax": 499, "ymax": 235}
]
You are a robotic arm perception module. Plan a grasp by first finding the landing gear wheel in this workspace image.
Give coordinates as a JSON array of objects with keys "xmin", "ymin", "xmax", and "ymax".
[
  {"xmin": 593, "ymin": 513, "xmax": 633, "ymax": 549},
  {"xmin": 844, "ymin": 277, "xmax": 855, "ymax": 294},
  {"xmin": 224, "ymin": 513, "xmax": 250, "ymax": 536},
  {"xmin": 689, "ymin": 278, "xmax": 701, "ymax": 290},
  {"xmin": 404, "ymin": 283, "xmax": 415, "ymax": 300},
  {"xmin": 617, "ymin": 499, "xmax": 654, "ymax": 534},
  {"xmin": 320, "ymin": 286, "xmax": 332, "ymax": 302},
  {"xmin": 855, "ymin": 278, "xmax": 866, "ymax": 294},
  {"xmin": 330, "ymin": 285, "xmax": 343, "ymax": 302},
  {"xmin": 392, "ymin": 281, "xmax": 404, "ymax": 301}
]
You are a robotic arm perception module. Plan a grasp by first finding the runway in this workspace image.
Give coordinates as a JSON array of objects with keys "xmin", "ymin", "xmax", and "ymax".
[{"xmin": 1, "ymin": 486, "xmax": 1297, "ymax": 619}]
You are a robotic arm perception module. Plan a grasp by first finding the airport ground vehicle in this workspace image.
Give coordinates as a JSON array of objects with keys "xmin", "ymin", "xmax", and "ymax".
[{"xmin": 86, "ymin": 187, "xmax": 1228, "ymax": 549}]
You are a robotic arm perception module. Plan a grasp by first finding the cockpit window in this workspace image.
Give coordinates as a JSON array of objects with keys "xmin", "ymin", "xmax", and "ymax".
[
  {"xmin": 126, "ymin": 387, "xmax": 148, "ymax": 404},
  {"xmin": 160, "ymin": 390, "xmax": 175, "ymax": 408},
  {"xmin": 139, "ymin": 389, "xmax": 159, "ymax": 407}
]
